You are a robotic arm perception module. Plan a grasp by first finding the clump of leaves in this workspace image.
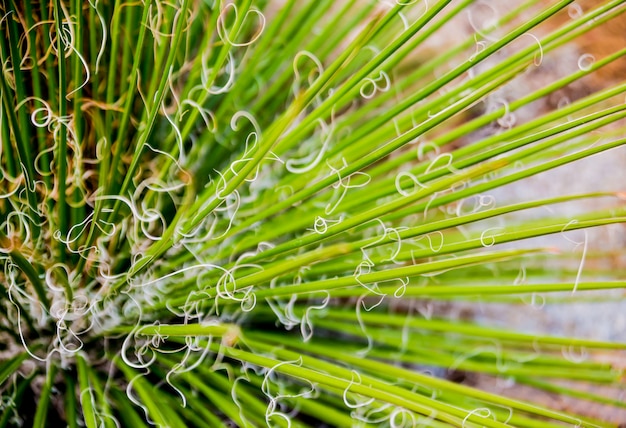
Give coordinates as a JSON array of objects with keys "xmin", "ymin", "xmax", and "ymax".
[{"xmin": 1, "ymin": 0, "xmax": 625, "ymax": 426}]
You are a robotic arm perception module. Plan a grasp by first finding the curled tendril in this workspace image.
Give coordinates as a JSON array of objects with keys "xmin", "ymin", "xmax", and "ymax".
[
  {"xmin": 561, "ymin": 220, "xmax": 588, "ymax": 293},
  {"xmin": 293, "ymin": 50, "xmax": 324, "ymax": 93},
  {"xmin": 462, "ymin": 407, "xmax": 493, "ymax": 427},
  {"xmin": 324, "ymin": 158, "xmax": 371, "ymax": 215},
  {"xmin": 395, "ymin": 171, "xmax": 428, "ymax": 196},
  {"xmin": 286, "ymin": 119, "xmax": 334, "ymax": 174},
  {"xmin": 343, "ymin": 370, "xmax": 375, "ymax": 409},
  {"xmin": 577, "ymin": 53, "xmax": 595, "ymax": 72},
  {"xmin": 360, "ymin": 70, "xmax": 391, "ymax": 99},
  {"xmin": 467, "ymin": 1, "xmax": 499, "ymax": 43},
  {"xmin": 300, "ymin": 292, "xmax": 330, "ymax": 342},
  {"xmin": 479, "ymin": 227, "xmax": 503, "ymax": 248},
  {"xmin": 216, "ymin": 3, "xmax": 266, "ymax": 47},
  {"xmin": 261, "ymin": 356, "xmax": 314, "ymax": 427}
]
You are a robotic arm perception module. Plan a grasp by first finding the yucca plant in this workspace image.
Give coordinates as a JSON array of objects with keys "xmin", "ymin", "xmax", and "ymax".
[{"xmin": 1, "ymin": 0, "xmax": 625, "ymax": 426}]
